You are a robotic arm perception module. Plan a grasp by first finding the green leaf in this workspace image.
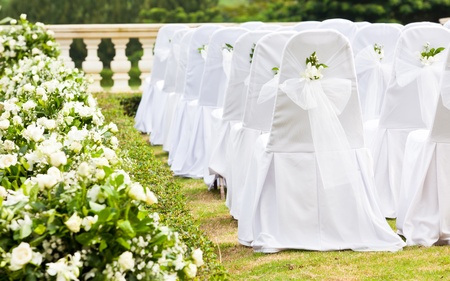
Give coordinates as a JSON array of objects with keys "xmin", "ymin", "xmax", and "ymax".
[
  {"xmin": 29, "ymin": 234, "xmax": 47, "ymax": 247},
  {"xmin": 118, "ymin": 220, "xmax": 135, "ymax": 237},
  {"xmin": 99, "ymin": 240, "xmax": 108, "ymax": 252},
  {"xmin": 116, "ymin": 237, "xmax": 130, "ymax": 250},
  {"xmin": 34, "ymin": 224, "xmax": 46, "ymax": 235},
  {"xmin": 76, "ymin": 231, "xmax": 96, "ymax": 245}
]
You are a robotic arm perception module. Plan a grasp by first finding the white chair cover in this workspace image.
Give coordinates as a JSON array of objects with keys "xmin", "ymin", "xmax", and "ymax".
[
  {"xmin": 171, "ymin": 27, "xmax": 247, "ymax": 181},
  {"xmin": 163, "ymin": 30, "xmax": 194, "ymax": 152},
  {"xmin": 293, "ymin": 21, "xmax": 320, "ymax": 32},
  {"xmin": 134, "ymin": 24, "xmax": 188, "ymax": 133},
  {"xmin": 240, "ymin": 21, "xmax": 265, "ymax": 30},
  {"xmin": 355, "ymin": 21, "xmax": 371, "ymax": 29},
  {"xmin": 353, "ymin": 23, "xmax": 401, "ymax": 120},
  {"xmin": 208, "ymin": 30, "xmax": 272, "ymax": 178},
  {"xmin": 227, "ymin": 31, "xmax": 296, "ymax": 220},
  {"xmin": 368, "ymin": 26, "xmax": 450, "ymax": 218},
  {"xmin": 402, "ymin": 21, "xmax": 441, "ymax": 32},
  {"xmin": 318, "ymin": 18, "xmax": 358, "ymax": 41},
  {"xmin": 167, "ymin": 24, "xmax": 222, "ymax": 167},
  {"xmin": 256, "ymin": 24, "xmax": 282, "ymax": 31},
  {"xmin": 396, "ymin": 58, "xmax": 450, "ymax": 246},
  {"xmin": 445, "ymin": 20, "xmax": 450, "ymax": 29},
  {"xmin": 238, "ymin": 30, "xmax": 405, "ymax": 252},
  {"xmin": 150, "ymin": 28, "xmax": 190, "ymax": 145}
]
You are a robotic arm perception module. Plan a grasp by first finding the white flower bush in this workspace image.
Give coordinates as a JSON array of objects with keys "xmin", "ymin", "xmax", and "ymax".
[{"xmin": 0, "ymin": 16, "xmax": 203, "ymax": 280}]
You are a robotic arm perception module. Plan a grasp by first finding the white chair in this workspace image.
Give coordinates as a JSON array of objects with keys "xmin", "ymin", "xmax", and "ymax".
[
  {"xmin": 396, "ymin": 55, "xmax": 450, "ymax": 246},
  {"xmin": 353, "ymin": 23, "xmax": 401, "ymax": 120},
  {"xmin": 208, "ymin": 30, "xmax": 272, "ymax": 180},
  {"xmin": 162, "ymin": 30, "xmax": 194, "ymax": 152},
  {"xmin": 368, "ymin": 26, "xmax": 450, "ymax": 218},
  {"xmin": 256, "ymin": 24, "xmax": 282, "ymax": 31},
  {"xmin": 240, "ymin": 21, "xmax": 265, "ymax": 30},
  {"xmin": 167, "ymin": 24, "xmax": 222, "ymax": 167},
  {"xmin": 227, "ymin": 31, "xmax": 296, "ymax": 220},
  {"xmin": 318, "ymin": 18, "xmax": 358, "ymax": 41},
  {"xmin": 355, "ymin": 21, "xmax": 371, "ymax": 29},
  {"xmin": 238, "ymin": 30, "xmax": 405, "ymax": 253},
  {"xmin": 134, "ymin": 24, "xmax": 188, "ymax": 134},
  {"xmin": 293, "ymin": 21, "xmax": 320, "ymax": 31},
  {"xmin": 402, "ymin": 21, "xmax": 441, "ymax": 32},
  {"xmin": 150, "ymin": 28, "xmax": 190, "ymax": 145},
  {"xmin": 171, "ymin": 27, "xmax": 248, "ymax": 182}
]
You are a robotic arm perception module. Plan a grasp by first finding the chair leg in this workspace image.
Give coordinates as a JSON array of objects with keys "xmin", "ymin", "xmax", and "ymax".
[{"xmin": 218, "ymin": 176, "xmax": 227, "ymax": 200}]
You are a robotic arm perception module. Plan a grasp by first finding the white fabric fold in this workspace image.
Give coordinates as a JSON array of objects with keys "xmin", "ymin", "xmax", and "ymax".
[
  {"xmin": 257, "ymin": 73, "xmax": 279, "ymax": 104},
  {"xmin": 280, "ymin": 77, "xmax": 357, "ymax": 189},
  {"xmin": 396, "ymin": 51, "xmax": 443, "ymax": 126},
  {"xmin": 155, "ymin": 48, "xmax": 171, "ymax": 62},
  {"xmin": 222, "ymin": 48, "xmax": 233, "ymax": 79},
  {"xmin": 355, "ymin": 45, "xmax": 392, "ymax": 118},
  {"xmin": 441, "ymin": 72, "xmax": 450, "ymax": 110}
]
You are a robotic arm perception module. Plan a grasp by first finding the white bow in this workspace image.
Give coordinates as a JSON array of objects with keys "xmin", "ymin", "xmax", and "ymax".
[
  {"xmin": 396, "ymin": 51, "xmax": 444, "ymax": 127},
  {"xmin": 355, "ymin": 45, "xmax": 392, "ymax": 119},
  {"xmin": 280, "ymin": 77, "xmax": 358, "ymax": 189}
]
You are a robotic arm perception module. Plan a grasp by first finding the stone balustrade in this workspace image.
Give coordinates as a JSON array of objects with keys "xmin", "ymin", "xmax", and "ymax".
[{"xmin": 48, "ymin": 23, "xmax": 164, "ymax": 93}]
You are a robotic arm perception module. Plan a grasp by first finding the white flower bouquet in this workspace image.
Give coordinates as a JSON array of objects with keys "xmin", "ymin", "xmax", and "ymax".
[{"xmin": 0, "ymin": 16, "xmax": 202, "ymax": 280}]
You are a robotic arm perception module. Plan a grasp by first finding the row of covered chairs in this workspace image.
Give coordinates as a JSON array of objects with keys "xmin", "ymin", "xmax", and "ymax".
[{"xmin": 134, "ymin": 19, "xmax": 450, "ymax": 251}]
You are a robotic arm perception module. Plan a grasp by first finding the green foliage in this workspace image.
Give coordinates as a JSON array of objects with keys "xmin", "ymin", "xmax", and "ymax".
[{"xmin": 98, "ymin": 93, "xmax": 229, "ymax": 280}]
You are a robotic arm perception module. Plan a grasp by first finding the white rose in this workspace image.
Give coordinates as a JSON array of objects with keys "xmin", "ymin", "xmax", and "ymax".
[
  {"xmin": 0, "ymin": 119, "xmax": 10, "ymax": 130},
  {"xmin": 77, "ymin": 162, "xmax": 91, "ymax": 177},
  {"xmin": 23, "ymin": 83, "xmax": 35, "ymax": 92},
  {"xmin": 20, "ymin": 13, "xmax": 26, "ymax": 20},
  {"xmin": 47, "ymin": 166, "xmax": 62, "ymax": 181},
  {"xmin": 114, "ymin": 272, "xmax": 126, "ymax": 281},
  {"xmin": 184, "ymin": 263, "xmax": 197, "ymax": 278},
  {"xmin": 118, "ymin": 251, "xmax": 134, "ymax": 271},
  {"xmin": 50, "ymin": 151, "xmax": 67, "ymax": 167},
  {"xmin": 128, "ymin": 183, "xmax": 146, "ymax": 202},
  {"xmin": 3, "ymin": 140, "xmax": 16, "ymax": 151},
  {"xmin": 70, "ymin": 141, "xmax": 83, "ymax": 153},
  {"xmin": 108, "ymin": 123, "xmax": 118, "ymax": 133},
  {"xmin": 12, "ymin": 116, "xmax": 22, "ymax": 125},
  {"xmin": 0, "ymin": 186, "xmax": 7, "ymax": 197},
  {"xmin": 110, "ymin": 136, "xmax": 119, "ymax": 146},
  {"xmin": 81, "ymin": 215, "xmax": 98, "ymax": 231},
  {"xmin": 0, "ymin": 154, "xmax": 18, "ymax": 169},
  {"xmin": 192, "ymin": 249, "xmax": 204, "ymax": 267},
  {"xmin": 44, "ymin": 119, "xmax": 56, "ymax": 130},
  {"xmin": 145, "ymin": 189, "xmax": 158, "ymax": 205},
  {"xmin": 9, "ymin": 242, "xmax": 33, "ymax": 271},
  {"xmin": 65, "ymin": 212, "xmax": 82, "ymax": 233},
  {"xmin": 95, "ymin": 169, "xmax": 105, "ymax": 180}
]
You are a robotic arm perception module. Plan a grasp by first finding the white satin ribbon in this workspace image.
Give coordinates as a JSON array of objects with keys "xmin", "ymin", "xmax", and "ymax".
[
  {"xmin": 257, "ymin": 73, "xmax": 280, "ymax": 104},
  {"xmin": 396, "ymin": 51, "xmax": 443, "ymax": 127},
  {"xmin": 355, "ymin": 45, "xmax": 392, "ymax": 118},
  {"xmin": 155, "ymin": 48, "xmax": 170, "ymax": 62},
  {"xmin": 222, "ymin": 49, "xmax": 233, "ymax": 79},
  {"xmin": 280, "ymin": 77, "xmax": 358, "ymax": 189}
]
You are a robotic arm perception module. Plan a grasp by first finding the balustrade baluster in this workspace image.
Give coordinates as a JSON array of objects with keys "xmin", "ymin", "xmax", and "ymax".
[
  {"xmin": 110, "ymin": 38, "xmax": 132, "ymax": 93},
  {"xmin": 81, "ymin": 38, "xmax": 103, "ymax": 92},
  {"xmin": 57, "ymin": 39, "xmax": 75, "ymax": 69},
  {"xmin": 138, "ymin": 38, "xmax": 155, "ymax": 91}
]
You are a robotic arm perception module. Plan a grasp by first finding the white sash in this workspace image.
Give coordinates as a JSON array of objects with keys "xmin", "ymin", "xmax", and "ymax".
[
  {"xmin": 355, "ymin": 45, "xmax": 392, "ymax": 118},
  {"xmin": 396, "ymin": 50, "xmax": 444, "ymax": 127},
  {"xmin": 280, "ymin": 77, "xmax": 358, "ymax": 189},
  {"xmin": 222, "ymin": 49, "xmax": 233, "ymax": 79}
]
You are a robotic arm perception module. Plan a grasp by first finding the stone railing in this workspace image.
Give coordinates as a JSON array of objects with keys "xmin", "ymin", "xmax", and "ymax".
[
  {"xmin": 48, "ymin": 23, "xmax": 165, "ymax": 93},
  {"xmin": 48, "ymin": 23, "xmax": 241, "ymax": 93}
]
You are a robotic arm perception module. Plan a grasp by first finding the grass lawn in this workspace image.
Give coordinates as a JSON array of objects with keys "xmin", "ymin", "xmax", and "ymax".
[{"xmin": 102, "ymin": 93, "xmax": 450, "ymax": 280}]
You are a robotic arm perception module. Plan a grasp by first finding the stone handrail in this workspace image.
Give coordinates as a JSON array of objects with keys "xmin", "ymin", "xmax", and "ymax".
[{"xmin": 48, "ymin": 23, "xmax": 239, "ymax": 93}]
